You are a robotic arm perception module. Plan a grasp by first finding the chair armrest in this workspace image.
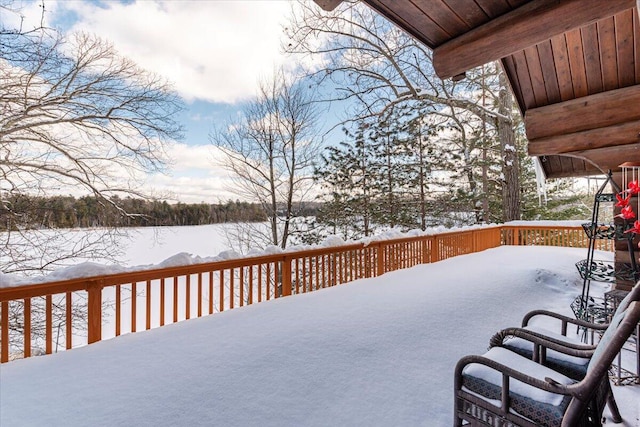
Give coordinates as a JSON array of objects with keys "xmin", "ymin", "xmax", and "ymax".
[
  {"xmin": 489, "ymin": 327, "xmax": 597, "ymax": 356},
  {"xmin": 522, "ymin": 309, "xmax": 609, "ymax": 334},
  {"xmin": 455, "ymin": 354, "xmax": 572, "ymax": 396}
]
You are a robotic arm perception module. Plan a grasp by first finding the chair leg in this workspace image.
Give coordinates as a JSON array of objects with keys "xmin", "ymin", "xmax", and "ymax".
[{"xmin": 606, "ymin": 390, "xmax": 623, "ymax": 423}]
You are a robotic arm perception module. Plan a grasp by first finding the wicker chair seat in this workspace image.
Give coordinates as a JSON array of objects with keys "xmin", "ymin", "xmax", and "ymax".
[
  {"xmin": 462, "ymin": 347, "xmax": 574, "ymax": 427},
  {"xmin": 502, "ymin": 326, "xmax": 589, "ymax": 380}
]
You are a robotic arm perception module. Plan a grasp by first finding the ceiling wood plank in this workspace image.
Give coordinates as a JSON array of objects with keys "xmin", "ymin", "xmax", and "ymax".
[
  {"xmin": 440, "ymin": 0, "xmax": 488, "ymax": 28},
  {"xmin": 545, "ymin": 170, "xmax": 599, "ymax": 179},
  {"xmin": 412, "ymin": 0, "xmax": 469, "ymax": 36},
  {"xmin": 432, "ymin": 0, "xmax": 635, "ymax": 79},
  {"xmin": 528, "ymin": 120, "xmax": 640, "ymax": 156},
  {"xmin": 525, "ymin": 84, "xmax": 640, "ymax": 140},
  {"xmin": 473, "ymin": 0, "xmax": 510, "ymax": 18},
  {"xmin": 537, "ymin": 40, "xmax": 562, "ymax": 104},
  {"xmin": 581, "ymin": 23, "xmax": 604, "ymax": 93},
  {"xmin": 505, "ymin": 0, "xmax": 529, "ymax": 7},
  {"xmin": 570, "ymin": 157, "xmax": 586, "ymax": 174},
  {"xmin": 523, "ymin": 45, "xmax": 548, "ymax": 107},
  {"xmin": 565, "ymin": 28, "xmax": 589, "ymax": 98},
  {"xmin": 616, "ymin": 9, "xmax": 635, "ymax": 87},
  {"xmin": 598, "ymin": 16, "xmax": 619, "ymax": 90},
  {"xmin": 542, "ymin": 158, "xmax": 601, "ymax": 179},
  {"xmin": 510, "ymin": 50, "xmax": 537, "ymax": 110},
  {"xmin": 550, "ymin": 34, "xmax": 575, "ymax": 101},
  {"xmin": 544, "ymin": 155, "xmax": 564, "ymax": 177},
  {"xmin": 634, "ymin": 10, "xmax": 640, "ymax": 82},
  {"xmin": 363, "ymin": 1, "xmax": 449, "ymax": 46},
  {"xmin": 560, "ymin": 156, "xmax": 575, "ymax": 175}
]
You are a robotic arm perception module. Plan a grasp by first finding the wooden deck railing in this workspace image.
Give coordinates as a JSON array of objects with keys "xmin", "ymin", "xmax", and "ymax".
[
  {"xmin": 501, "ymin": 224, "xmax": 614, "ymax": 251},
  {"xmin": 0, "ymin": 224, "xmax": 603, "ymax": 363}
]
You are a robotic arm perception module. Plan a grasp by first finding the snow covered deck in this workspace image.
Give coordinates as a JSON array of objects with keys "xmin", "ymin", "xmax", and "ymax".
[{"xmin": 1, "ymin": 246, "xmax": 638, "ymax": 426}]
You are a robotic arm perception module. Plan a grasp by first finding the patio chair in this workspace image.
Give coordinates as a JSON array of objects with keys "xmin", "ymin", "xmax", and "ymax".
[
  {"xmin": 454, "ymin": 300, "xmax": 640, "ymax": 426},
  {"xmin": 486, "ymin": 282, "xmax": 640, "ymax": 422},
  {"xmin": 492, "ymin": 284, "xmax": 640, "ymax": 376}
]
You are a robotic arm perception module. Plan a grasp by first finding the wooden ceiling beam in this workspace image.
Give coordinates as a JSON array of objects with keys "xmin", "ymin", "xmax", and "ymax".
[
  {"xmin": 432, "ymin": 0, "xmax": 635, "ymax": 79},
  {"xmin": 525, "ymin": 84, "xmax": 640, "ymax": 140},
  {"xmin": 528, "ymin": 120, "xmax": 640, "ymax": 156},
  {"xmin": 551, "ymin": 144, "xmax": 640, "ymax": 174}
]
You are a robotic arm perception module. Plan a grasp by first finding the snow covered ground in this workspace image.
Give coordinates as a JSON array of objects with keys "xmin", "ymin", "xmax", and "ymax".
[{"xmin": 1, "ymin": 245, "xmax": 639, "ymax": 426}]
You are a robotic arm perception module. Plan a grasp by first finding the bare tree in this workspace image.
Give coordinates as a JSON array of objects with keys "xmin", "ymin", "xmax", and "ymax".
[
  {"xmin": 1, "ymin": 6, "xmax": 183, "ymax": 356},
  {"xmin": 210, "ymin": 70, "xmax": 321, "ymax": 250},
  {"xmin": 1, "ymin": 29, "xmax": 183, "ymax": 274}
]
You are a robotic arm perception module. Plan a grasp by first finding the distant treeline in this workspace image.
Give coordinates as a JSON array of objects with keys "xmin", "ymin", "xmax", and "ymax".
[{"xmin": 0, "ymin": 194, "xmax": 319, "ymax": 230}]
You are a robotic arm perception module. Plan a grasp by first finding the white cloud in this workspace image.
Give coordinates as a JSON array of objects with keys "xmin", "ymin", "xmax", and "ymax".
[
  {"xmin": 6, "ymin": 1, "xmax": 312, "ymax": 203},
  {"xmin": 53, "ymin": 0, "xmax": 296, "ymax": 103},
  {"xmin": 145, "ymin": 143, "xmax": 240, "ymax": 203}
]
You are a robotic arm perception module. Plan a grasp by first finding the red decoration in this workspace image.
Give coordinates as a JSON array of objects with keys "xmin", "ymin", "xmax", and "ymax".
[
  {"xmin": 627, "ymin": 180, "xmax": 640, "ymax": 195},
  {"xmin": 616, "ymin": 205, "xmax": 636, "ymax": 220},
  {"xmin": 625, "ymin": 220, "xmax": 640, "ymax": 235},
  {"xmin": 615, "ymin": 193, "xmax": 631, "ymax": 207}
]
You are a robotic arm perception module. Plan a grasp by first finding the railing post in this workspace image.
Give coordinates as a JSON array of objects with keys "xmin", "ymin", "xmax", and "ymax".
[
  {"xmin": 281, "ymin": 257, "xmax": 292, "ymax": 297},
  {"xmin": 87, "ymin": 280, "xmax": 103, "ymax": 344},
  {"xmin": 377, "ymin": 242, "xmax": 385, "ymax": 276},
  {"xmin": 1, "ymin": 301, "xmax": 8, "ymax": 363}
]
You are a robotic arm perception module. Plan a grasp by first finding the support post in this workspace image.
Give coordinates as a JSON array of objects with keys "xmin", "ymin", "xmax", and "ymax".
[
  {"xmin": 1, "ymin": 301, "xmax": 8, "ymax": 363},
  {"xmin": 281, "ymin": 258, "xmax": 292, "ymax": 297},
  {"xmin": 87, "ymin": 280, "xmax": 103, "ymax": 344},
  {"xmin": 377, "ymin": 243, "xmax": 385, "ymax": 276}
]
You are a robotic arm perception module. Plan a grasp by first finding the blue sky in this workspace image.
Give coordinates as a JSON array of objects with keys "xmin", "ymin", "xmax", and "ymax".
[{"xmin": 14, "ymin": 0, "xmax": 319, "ymax": 203}]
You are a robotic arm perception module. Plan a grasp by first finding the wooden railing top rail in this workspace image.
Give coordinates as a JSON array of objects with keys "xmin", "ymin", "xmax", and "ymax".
[
  {"xmin": 1, "ymin": 223, "xmax": 595, "ymax": 363},
  {"xmin": 502, "ymin": 224, "xmax": 585, "ymax": 229},
  {"xmin": 0, "ymin": 225, "xmax": 503, "ymax": 301}
]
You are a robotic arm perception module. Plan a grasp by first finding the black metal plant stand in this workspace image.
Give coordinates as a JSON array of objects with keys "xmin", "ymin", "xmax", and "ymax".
[{"xmin": 573, "ymin": 171, "xmax": 639, "ymax": 322}]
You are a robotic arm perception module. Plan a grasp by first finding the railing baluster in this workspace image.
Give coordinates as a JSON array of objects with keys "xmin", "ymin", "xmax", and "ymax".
[
  {"xmin": 209, "ymin": 271, "xmax": 214, "ymax": 314},
  {"xmin": 185, "ymin": 275, "xmax": 191, "ymax": 320},
  {"xmin": 266, "ymin": 263, "xmax": 271, "ymax": 300},
  {"xmin": 350, "ymin": 250, "xmax": 355, "ymax": 280},
  {"xmin": 239, "ymin": 268, "xmax": 244, "ymax": 307},
  {"xmin": 24, "ymin": 298, "xmax": 31, "ymax": 357},
  {"xmin": 258, "ymin": 264, "xmax": 262, "ymax": 303},
  {"xmin": 65, "ymin": 292, "xmax": 71, "ymax": 349},
  {"xmin": 173, "ymin": 276, "xmax": 179, "ymax": 323},
  {"xmin": 131, "ymin": 282, "xmax": 137, "ymax": 333},
  {"xmin": 249, "ymin": 266, "xmax": 254, "ymax": 305},
  {"xmin": 115, "ymin": 284, "xmax": 121, "ymax": 336},
  {"xmin": 295, "ymin": 259, "xmax": 300, "ymax": 294},
  {"xmin": 160, "ymin": 277, "xmax": 166, "ymax": 326},
  {"xmin": 146, "ymin": 280, "xmax": 152, "ymax": 330},
  {"xmin": 197, "ymin": 272, "xmax": 203, "ymax": 314},
  {"xmin": 220, "ymin": 270, "xmax": 225, "ymax": 312},
  {"xmin": 230, "ymin": 269, "xmax": 235, "ymax": 307},
  {"xmin": 45, "ymin": 295, "xmax": 52, "ymax": 354}
]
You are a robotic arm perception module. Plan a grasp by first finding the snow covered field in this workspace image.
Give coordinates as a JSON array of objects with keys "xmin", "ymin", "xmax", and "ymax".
[{"xmin": 1, "ymin": 245, "xmax": 638, "ymax": 426}]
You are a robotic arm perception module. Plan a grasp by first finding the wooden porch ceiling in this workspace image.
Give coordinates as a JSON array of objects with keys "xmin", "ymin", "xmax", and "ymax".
[{"xmin": 315, "ymin": 0, "xmax": 640, "ymax": 179}]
